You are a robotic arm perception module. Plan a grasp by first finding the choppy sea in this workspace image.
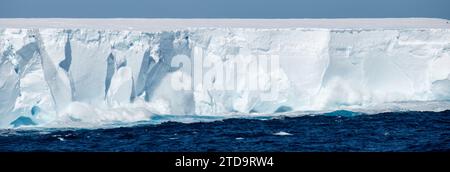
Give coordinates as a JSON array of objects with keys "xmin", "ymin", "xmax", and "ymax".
[{"xmin": 0, "ymin": 110, "xmax": 449, "ymax": 152}]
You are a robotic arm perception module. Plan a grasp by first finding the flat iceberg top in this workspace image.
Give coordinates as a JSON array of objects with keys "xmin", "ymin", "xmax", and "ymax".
[{"xmin": 0, "ymin": 18, "xmax": 449, "ymax": 31}]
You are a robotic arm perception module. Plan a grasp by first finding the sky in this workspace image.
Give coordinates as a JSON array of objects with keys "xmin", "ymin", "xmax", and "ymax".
[{"xmin": 0, "ymin": 0, "xmax": 449, "ymax": 19}]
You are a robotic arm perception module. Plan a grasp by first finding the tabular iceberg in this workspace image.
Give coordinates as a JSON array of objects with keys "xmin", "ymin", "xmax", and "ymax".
[{"xmin": 0, "ymin": 19, "xmax": 449, "ymax": 128}]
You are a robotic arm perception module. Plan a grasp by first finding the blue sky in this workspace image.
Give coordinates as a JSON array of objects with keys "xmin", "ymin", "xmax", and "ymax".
[{"xmin": 1, "ymin": 0, "xmax": 449, "ymax": 19}]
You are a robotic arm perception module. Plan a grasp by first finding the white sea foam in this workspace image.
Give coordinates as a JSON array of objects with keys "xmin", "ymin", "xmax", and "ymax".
[{"xmin": 273, "ymin": 131, "xmax": 293, "ymax": 136}]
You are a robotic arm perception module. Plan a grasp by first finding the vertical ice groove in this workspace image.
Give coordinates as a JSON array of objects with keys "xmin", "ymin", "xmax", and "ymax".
[
  {"xmin": 135, "ymin": 49, "xmax": 153, "ymax": 96},
  {"xmin": 130, "ymin": 76, "xmax": 136, "ymax": 102},
  {"xmin": 34, "ymin": 29, "xmax": 72, "ymax": 113},
  {"xmin": 105, "ymin": 53, "xmax": 115, "ymax": 98},
  {"xmin": 59, "ymin": 35, "xmax": 72, "ymax": 72}
]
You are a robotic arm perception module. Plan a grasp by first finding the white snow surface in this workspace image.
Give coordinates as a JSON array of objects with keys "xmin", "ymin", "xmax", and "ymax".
[{"xmin": 0, "ymin": 18, "xmax": 450, "ymax": 128}]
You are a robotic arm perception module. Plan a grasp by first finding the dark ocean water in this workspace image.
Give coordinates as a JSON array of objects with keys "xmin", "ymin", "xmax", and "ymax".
[{"xmin": 0, "ymin": 110, "xmax": 449, "ymax": 152}]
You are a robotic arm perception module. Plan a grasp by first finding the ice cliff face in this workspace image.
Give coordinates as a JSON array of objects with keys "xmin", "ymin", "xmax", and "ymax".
[{"xmin": 1, "ymin": 27, "xmax": 450, "ymax": 128}]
